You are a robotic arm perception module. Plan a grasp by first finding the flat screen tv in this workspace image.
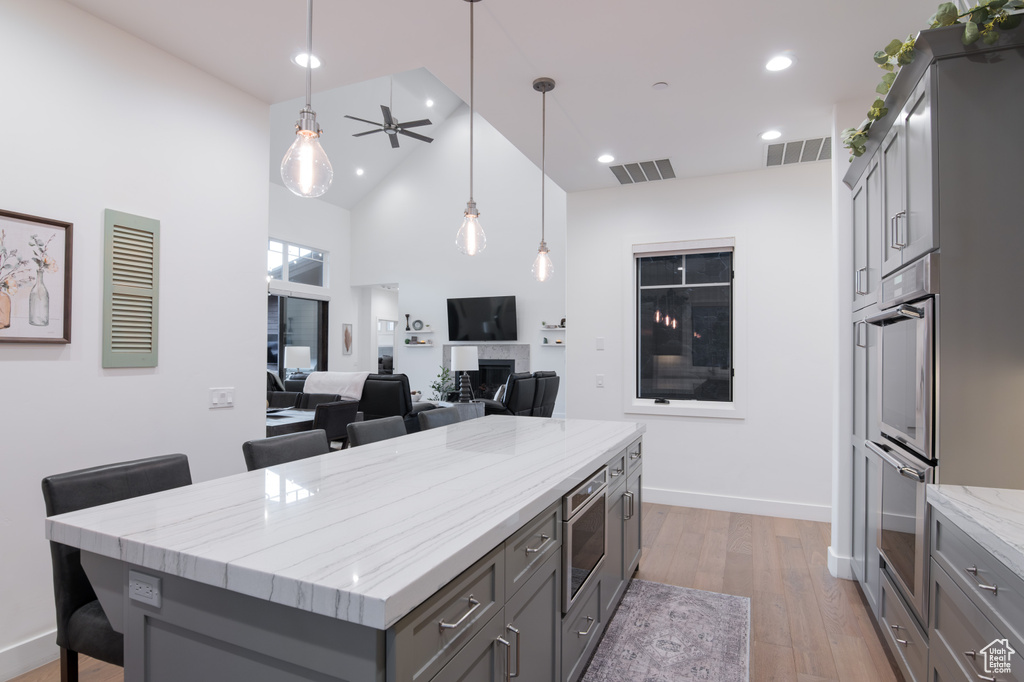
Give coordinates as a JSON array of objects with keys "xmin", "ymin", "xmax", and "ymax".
[{"xmin": 447, "ymin": 295, "xmax": 518, "ymax": 341}]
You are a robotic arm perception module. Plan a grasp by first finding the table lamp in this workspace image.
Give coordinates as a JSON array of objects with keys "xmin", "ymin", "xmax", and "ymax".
[
  {"xmin": 283, "ymin": 346, "xmax": 312, "ymax": 376},
  {"xmin": 450, "ymin": 346, "xmax": 479, "ymax": 403}
]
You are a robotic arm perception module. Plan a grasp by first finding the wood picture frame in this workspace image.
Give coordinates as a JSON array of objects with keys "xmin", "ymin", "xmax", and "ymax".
[{"xmin": 0, "ymin": 209, "xmax": 72, "ymax": 344}]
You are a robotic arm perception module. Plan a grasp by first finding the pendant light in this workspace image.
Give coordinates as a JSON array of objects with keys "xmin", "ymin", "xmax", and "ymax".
[
  {"xmin": 281, "ymin": 0, "xmax": 333, "ymax": 198},
  {"xmin": 531, "ymin": 77, "xmax": 555, "ymax": 282},
  {"xmin": 455, "ymin": 0, "xmax": 486, "ymax": 255}
]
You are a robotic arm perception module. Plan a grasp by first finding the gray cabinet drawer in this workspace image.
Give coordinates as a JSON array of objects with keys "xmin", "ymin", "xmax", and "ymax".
[
  {"xmin": 561, "ymin": 581, "xmax": 602, "ymax": 682},
  {"xmin": 626, "ymin": 439, "xmax": 642, "ymax": 474},
  {"xmin": 390, "ymin": 545, "xmax": 505, "ymax": 682},
  {"xmin": 505, "ymin": 501, "xmax": 560, "ymax": 599},
  {"xmin": 607, "ymin": 451, "xmax": 627, "ymax": 487},
  {"xmin": 879, "ymin": 570, "xmax": 928, "ymax": 682},
  {"xmin": 430, "ymin": 610, "xmax": 508, "ymax": 682},
  {"xmin": 932, "ymin": 510, "xmax": 1024, "ymax": 646},
  {"xmin": 931, "ymin": 559, "xmax": 1022, "ymax": 682}
]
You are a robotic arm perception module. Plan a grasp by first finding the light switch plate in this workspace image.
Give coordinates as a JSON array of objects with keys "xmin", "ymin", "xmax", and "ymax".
[
  {"xmin": 596, "ymin": 337, "xmax": 605, "ymax": 351},
  {"xmin": 209, "ymin": 387, "xmax": 235, "ymax": 409},
  {"xmin": 596, "ymin": 374, "xmax": 605, "ymax": 388},
  {"xmin": 129, "ymin": 570, "xmax": 161, "ymax": 607}
]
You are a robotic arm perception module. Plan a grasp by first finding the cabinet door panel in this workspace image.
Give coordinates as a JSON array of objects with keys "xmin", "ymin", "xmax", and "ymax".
[
  {"xmin": 624, "ymin": 470, "xmax": 642, "ymax": 575},
  {"xmin": 881, "ymin": 123, "xmax": 905, "ymax": 276},
  {"xmin": 505, "ymin": 552, "xmax": 560, "ymax": 682},
  {"xmin": 852, "ymin": 177, "xmax": 868, "ymax": 307},
  {"xmin": 864, "ymin": 445, "xmax": 881, "ymax": 616},
  {"xmin": 853, "ymin": 319, "xmax": 867, "ymax": 441},
  {"xmin": 902, "ymin": 76, "xmax": 936, "ymax": 265},
  {"xmin": 431, "ymin": 611, "xmax": 507, "ymax": 682},
  {"xmin": 852, "ymin": 443, "xmax": 866, "ymax": 585},
  {"xmin": 600, "ymin": 482, "xmax": 625, "ymax": 617}
]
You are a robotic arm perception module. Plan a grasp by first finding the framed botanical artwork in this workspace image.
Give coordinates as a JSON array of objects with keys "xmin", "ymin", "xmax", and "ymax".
[
  {"xmin": 342, "ymin": 323, "xmax": 353, "ymax": 355},
  {"xmin": 0, "ymin": 209, "xmax": 72, "ymax": 344}
]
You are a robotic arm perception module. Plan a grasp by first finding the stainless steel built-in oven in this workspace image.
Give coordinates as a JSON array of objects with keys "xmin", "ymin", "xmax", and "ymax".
[
  {"xmin": 562, "ymin": 467, "xmax": 608, "ymax": 613},
  {"xmin": 867, "ymin": 439, "xmax": 935, "ymax": 625},
  {"xmin": 867, "ymin": 253, "xmax": 938, "ymax": 461}
]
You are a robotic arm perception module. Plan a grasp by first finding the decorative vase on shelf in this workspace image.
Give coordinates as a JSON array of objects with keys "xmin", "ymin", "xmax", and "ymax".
[
  {"xmin": 29, "ymin": 268, "xmax": 50, "ymax": 326},
  {"xmin": 0, "ymin": 291, "xmax": 11, "ymax": 329},
  {"xmin": 405, "ymin": 314, "xmax": 411, "ymax": 331}
]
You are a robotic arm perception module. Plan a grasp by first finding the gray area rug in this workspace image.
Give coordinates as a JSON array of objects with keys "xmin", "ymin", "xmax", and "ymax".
[{"xmin": 582, "ymin": 580, "xmax": 750, "ymax": 682}]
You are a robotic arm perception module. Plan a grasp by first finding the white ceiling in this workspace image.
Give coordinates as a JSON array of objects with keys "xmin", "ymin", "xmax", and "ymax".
[{"xmin": 66, "ymin": 0, "xmax": 940, "ymax": 206}]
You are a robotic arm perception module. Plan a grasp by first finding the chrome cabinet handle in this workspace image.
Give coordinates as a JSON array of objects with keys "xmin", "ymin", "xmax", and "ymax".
[
  {"xmin": 506, "ymin": 625, "xmax": 520, "ymax": 678},
  {"xmin": 855, "ymin": 267, "xmax": 868, "ymax": 295},
  {"xmin": 891, "ymin": 210, "xmax": 907, "ymax": 249},
  {"xmin": 895, "ymin": 210, "xmax": 908, "ymax": 248},
  {"xmin": 497, "ymin": 636, "xmax": 512, "ymax": 682},
  {"xmin": 577, "ymin": 615, "xmax": 595, "ymax": 637},
  {"xmin": 439, "ymin": 595, "xmax": 481, "ymax": 630},
  {"xmin": 623, "ymin": 491, "xmax": 633, "ymax": 521},
  {"xmin": 610, "ymin": 467, "xmax": 624, "ymax": 477},
  {"xmin": 965, "ymin": 566, "xmax": 999, "ymax": 594},
  {"xmin": 525, "ymin": 534, "xmax": 551, "ymax": 554},
  {"xmin": 890, "ymin": 214, "xmax": 899, "ymax": 250},
  {"xmin": 889, "ymin": 624, "xmax": 910, "ymax": 647},
  {"xmin": 629, "ymin": 448, "xmax": 642, "ymax": 461},
  {"xmin": 963, "ymin": 650, "xmax": 998, "ymax": 681},
  {"xmin": 855, "ymin": 321, "xmax": 867, "ymax": 348}
]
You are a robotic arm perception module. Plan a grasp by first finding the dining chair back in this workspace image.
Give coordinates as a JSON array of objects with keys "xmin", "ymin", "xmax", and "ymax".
[
  {"xmin": 267, "ymin": 391, "xmax": 301, "ymax": 408},
  {"xmin": 242, "ymin": 430, "xmax": 330, "ymax": 471},
  {"xmin": 418, "ymin": 406, "xmax": 462, "ymax": 430},
  {"xmin": 312, "ymin": 400, "xmax": 360, "ymax": 450},
  {"xmin": 453, "ymin": 402, "xmax": 485, "ymax": 421},
  {"xmin": 298, "ymin": 392, "xmax": 342, "ymax": 409},
  {"xmin": 347, "ymin": 416, "xmax": 407, "ymax": 447},
  {"xmin": 41, "ymin": 454, "xmax": 193, "ymax": 681}
]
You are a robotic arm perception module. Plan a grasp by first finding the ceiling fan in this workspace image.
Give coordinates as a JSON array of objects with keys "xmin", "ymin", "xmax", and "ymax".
[{"xmin": 345, "ymin": 81, "xmax": 433, "ymax": 149}]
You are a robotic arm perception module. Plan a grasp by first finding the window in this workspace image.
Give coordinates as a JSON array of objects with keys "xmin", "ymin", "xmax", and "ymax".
[
  {"xmin": 267, "ymin": 294, "xmax": 329, "ymax": 378},
  {"xmin": 635, "ymin": 243, "xmax": 733, "ymax": 404},
  {"xmin": 268, "ymin": 239, "xmax": 327, "ymax": 287}
]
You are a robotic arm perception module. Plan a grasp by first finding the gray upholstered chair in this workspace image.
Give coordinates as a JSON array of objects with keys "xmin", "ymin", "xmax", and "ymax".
[
  {"xmin": 41, "ymin": 454, "xmax": 193, "ymax": 682},
  {"xmin": 242, "ymin": 430, "xmax": 330, "ymax": 471},
  {"xmin": 418, "ymin": 406, "xmax": 462, "ymax": 430},
  {"xmin": 359, "ymin": 374, "xmax": 435, "ymax": 432},
  {"xmin": 267, "ymin": 391, "xmax": 301, "ymax": 408},
  {"xmin": 312, "ymin": 400, "xmax": 360, "ymax": 450},
  {"xmin": 347, "ymin": 416, "xmax": 407, "ymax": 447},
  {"xmin": 452, "ymin": 402, "xmax": 485, "ymax": 421},
  {"xmin": 480, "ymin": 372, "xmax": 536, "ymax": 416},
  {"xmin": 298, "ymin": 392, "xmax": 342, "ymax": 409},
  {"xmin": 531, "ymin": 371, "xmax": 560, "ymax": 417}
]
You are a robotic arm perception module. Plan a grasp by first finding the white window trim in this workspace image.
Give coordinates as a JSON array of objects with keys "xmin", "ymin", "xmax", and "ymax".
[
  {"xmin": 268, "ymin": 237, "xmax": 330, "ymax": 290},
  {"xmin": 624, "ymin": 236, "xmax": 747, "ymax": 419}
]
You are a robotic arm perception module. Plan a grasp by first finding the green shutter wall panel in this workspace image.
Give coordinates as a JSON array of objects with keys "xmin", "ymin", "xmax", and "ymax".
[{"xmin": 102, "ymin": 209, "xmax": 160, "ymax": 368}]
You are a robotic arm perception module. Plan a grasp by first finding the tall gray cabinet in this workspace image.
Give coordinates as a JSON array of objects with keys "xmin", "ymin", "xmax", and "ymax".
[{"xmin": 844, "ymin": 21, "xmax": 1024, "ymax": 679}]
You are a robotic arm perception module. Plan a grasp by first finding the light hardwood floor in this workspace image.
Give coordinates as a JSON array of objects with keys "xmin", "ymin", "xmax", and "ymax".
[{"xmin": 12, "ymin": 503, "xmax": 899, "ymax": 682}]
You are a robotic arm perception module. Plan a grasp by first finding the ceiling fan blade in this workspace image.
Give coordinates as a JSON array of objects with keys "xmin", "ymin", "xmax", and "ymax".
[
  {"xmin": 399, "ymin": 119, "xmax": 432, "ymax": 129},
  {"xmin": 389, "ymin": 133, "xmax": 400, "ymax": 149},
  {"xmin": 398, "ymin": 129, "xmax": 434, "ymax": 144},
  {"xmin": 353, "ymin": 129, "xmax": 384, "ymax": 137},
  {"xmin": 344, "ymin": 114, "xmax": 383, "ymax": 127},
  {"xmin": 381, "ymin": 105, "xmax": 394, "ymax": 126}
]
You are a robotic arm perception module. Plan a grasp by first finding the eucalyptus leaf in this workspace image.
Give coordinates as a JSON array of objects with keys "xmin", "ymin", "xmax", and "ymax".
[
  {"xmin": 884, "ymin": 38, "xmax": 904, "ymax": 55},
  {"xmin": 935, "ymin": 2, "xmax": 960, "ymax": 25},
  {"xmin": 970, "ymin": 7, "xmax": 990, "ymax": 24},
  {"xmin": 1007, "ymin": 0, "xmax": 1023, "ymax": 8},
  {"xmin": 983, "ymin": 29, "xmax": 1001, "ymax": 43},
  {"xmin": 873, "ymin": 99, "xmax": 886, "ymax": 108},
  {"xmin": 988, "ymin": 0, "xmax": 1007, "ymax": 8},
  {"xmin": 873, "ymin": 50, "xmax": 890, "ymax": 64},
  {"xmin": 882, "ymin": 62, "xmax": 895, "ymax": 71},
  {"xmin": 997, "ymin": 13, "xmax": 1022, "ymax": 28},
  {"xmin": 882, "ymin": 72, "xmax": 897, "ymax": 85},
  {"xmin": 963, "ymin": 20, "xmax": 981, "ymax": 43}
]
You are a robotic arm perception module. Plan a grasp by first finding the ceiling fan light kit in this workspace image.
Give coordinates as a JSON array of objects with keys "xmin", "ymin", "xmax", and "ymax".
[
  {"xmin": 532, "ymin": 77, "xmax": 555, "ymax": 283},
  {"xmin": 456, "ymin": 0, "xmax": 487, "ymax": 256},
  {"xmin": 280, "ymin": 0, "xmax": 333, "ymax": 198}
]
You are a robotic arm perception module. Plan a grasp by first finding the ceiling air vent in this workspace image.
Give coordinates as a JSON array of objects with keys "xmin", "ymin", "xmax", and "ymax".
[
  {"xmin": 609, "ymin": 158, "xmax": 675, "ymax": 184},
  {"xmin": 764, "ymin": 137, "xmax": 832, "ymax": 167}
]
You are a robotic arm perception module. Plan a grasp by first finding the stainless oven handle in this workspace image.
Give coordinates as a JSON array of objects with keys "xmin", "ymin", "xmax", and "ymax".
[
  {"xmin": 864, "ymin": 441, "xmax": 926, "ymax": 482},
  {"xmin": 896, "ymin": 303, "xmax": 924, "ymax": 319}
]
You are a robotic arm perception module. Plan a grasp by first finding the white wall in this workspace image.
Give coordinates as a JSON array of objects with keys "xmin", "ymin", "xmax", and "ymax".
[
  {"xmin": 566, "ymin": 162, "xmax": 835, "ymax": 521},
  {"xmin": 268, "ymin": 184, "xmax": 362, "ymax": 371},
  {"xmin": 350, "ymin": 106, "xmax": 567, "ymax": 414},
  {"xmin": 0, "ymin": 1, "xmax": 269, "ymax": 677}
]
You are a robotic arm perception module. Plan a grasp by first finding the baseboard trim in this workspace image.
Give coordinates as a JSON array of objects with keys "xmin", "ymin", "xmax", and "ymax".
[
  {"xmin": 828, "ymin": 546, "xmax": 854, "ymax": 580},
  {"xmin": 0, "ymin": 630, "xmax": 57, "ymax": 681},
  {"xmin": 643, "ymin": 486, "xmax": 832, "ymax": 523}
]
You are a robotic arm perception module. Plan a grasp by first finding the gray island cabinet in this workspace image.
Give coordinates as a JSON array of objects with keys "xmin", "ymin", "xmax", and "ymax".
[{"xmin": 46, "ymin": 416, "xmax": 644, "ymax": 682}]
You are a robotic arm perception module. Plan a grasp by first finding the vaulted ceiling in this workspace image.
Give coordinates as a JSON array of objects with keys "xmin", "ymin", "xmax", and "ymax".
[{"xmin": 66, "ymin": 0, "xmax": 941, "ymax": 208}]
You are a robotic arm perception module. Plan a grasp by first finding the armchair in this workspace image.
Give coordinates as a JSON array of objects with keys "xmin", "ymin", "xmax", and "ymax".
[
  {"xmin": 480, "ymin": 372, "xmax": 536, "ymax": 416},
  {"xmin": 359, "ymin": 373, "xmax": 435, "ymax": 433}
]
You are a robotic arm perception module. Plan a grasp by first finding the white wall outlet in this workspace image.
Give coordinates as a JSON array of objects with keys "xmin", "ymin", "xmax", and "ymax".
[
  {"xmin": 596, "ymin": 337, "xmax": 605, "ymax": 351},
  {"xmin": 596, "ymin": 374, "xmax": 605, "ymax": 388},
  {"xmin": 209, "ymin": 387, "xmax": 235, "ymax": 409},
  {"xmin": 129, "ymin": 570, "xmax": 161, "ymax": 608}
]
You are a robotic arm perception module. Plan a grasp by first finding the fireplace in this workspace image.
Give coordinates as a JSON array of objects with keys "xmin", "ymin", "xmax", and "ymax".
[
  {"xmin": 443, "ymin": 344, "xmax": 529, "ymax": 400},
  {"xmin": 471, "ymin": 359, "xmax": 515, "ymax": 399}
]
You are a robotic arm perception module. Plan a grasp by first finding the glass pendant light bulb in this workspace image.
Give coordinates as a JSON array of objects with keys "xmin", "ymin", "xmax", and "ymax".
[
  {"xmin": 456, "ymin": 201, "xmax": 486, "ymax": 256},
  {"xmin": 532, "ymin": 241, "xmax": 553, "ymax": 282},
  {"xmin": 281, "ymin": 117, "xmax": 333, "ymax": 198}
]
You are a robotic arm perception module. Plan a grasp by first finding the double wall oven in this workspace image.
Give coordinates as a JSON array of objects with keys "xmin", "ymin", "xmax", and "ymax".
[{"xmin": 866, "ymin": 252, "xmax": 938, "ymax": 626}]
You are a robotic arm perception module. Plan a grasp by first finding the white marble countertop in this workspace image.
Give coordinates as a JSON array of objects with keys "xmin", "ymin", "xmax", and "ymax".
[
  {"xmin": 46, "ymin": 416, "xmax": 644, "ymax": 630},
  {"xmin": 928, "ymin": 485, "xmax": 1024, "ymax": 579}
]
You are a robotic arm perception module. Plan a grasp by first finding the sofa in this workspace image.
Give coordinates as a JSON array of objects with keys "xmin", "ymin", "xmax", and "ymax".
[{"xmin": 479, "ymin": 371, "xmax": 559, "ymax": 417}]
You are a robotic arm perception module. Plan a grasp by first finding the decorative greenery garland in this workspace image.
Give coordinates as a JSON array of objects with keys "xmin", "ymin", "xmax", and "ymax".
[{"xmin": 841, "ymin": 0, "xmax": 1023, "ymax": 159}]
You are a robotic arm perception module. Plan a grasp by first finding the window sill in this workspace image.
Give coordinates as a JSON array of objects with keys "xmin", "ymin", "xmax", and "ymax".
[{"xmin": 625, "ymin": 399, "xmax": 745, "ymax": 420}]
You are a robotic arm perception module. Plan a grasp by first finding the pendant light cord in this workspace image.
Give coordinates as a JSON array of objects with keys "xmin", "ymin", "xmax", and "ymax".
[
  {"xmin": 541, "ymin": 88, "xmax": 546, "ymax": 243},
  {"xmin": 469, "ymin": 1, "xmax": 475, "ymax": 204},
  {"xmin": 305, "ymin": 0, "xmax": 313, "ymax": 109}
]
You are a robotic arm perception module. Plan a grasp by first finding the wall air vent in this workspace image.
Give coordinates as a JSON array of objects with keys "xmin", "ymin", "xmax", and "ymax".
[
  {"xmin": 609, "ymin": 158, "xmax": 675, "ymax": 184},
  {"xmin": 764, "ymin": 137, "xmax": 832, "ymax": 167}
]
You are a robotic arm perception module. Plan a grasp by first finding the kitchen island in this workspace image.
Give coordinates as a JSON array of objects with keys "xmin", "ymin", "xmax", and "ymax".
[{"xmin": 46, "ymin": 415, "xmax": 645, "ymax": 682}]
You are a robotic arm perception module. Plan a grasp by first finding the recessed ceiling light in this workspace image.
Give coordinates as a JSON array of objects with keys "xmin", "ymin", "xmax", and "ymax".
[
  {"xmin": 761, "ymin": 130, "xmax": 782, "ymax": 141},
  {"xmin": 598, "ymin": 154, "xmax": 615, "ymax": 164},
  {"xmin": 356, "ymin": 168, "xmax": 365, "ymax": 176},
  {"xmin": 765, "ymin": 55, "xmax": 793, "ymax": 72},
  {"xmin": 426, "ymin": 99, "xmax": 435, "ymax": 108},
  {"xmin": 292, "ymin": 53, "xmax": 321, "ymax": 69},
  {"xmin": 652, "ymin": 82, "xmax": 669, "ymax": 90}
]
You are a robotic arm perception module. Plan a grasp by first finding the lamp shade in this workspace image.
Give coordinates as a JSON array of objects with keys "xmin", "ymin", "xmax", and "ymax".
[
  {"xmin": 451, "ymin": 346, "xmax": 479, "ymax": 372},
  {"xmin": 284, "ymin": 346, "xmax": 312, "ymax": 370}
]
